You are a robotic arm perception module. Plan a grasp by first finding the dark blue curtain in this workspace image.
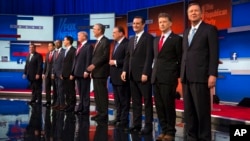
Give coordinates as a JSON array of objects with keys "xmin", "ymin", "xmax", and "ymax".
[{"xmin": 0, "ymin": 0, "xmax": 182, "ymax": 15}]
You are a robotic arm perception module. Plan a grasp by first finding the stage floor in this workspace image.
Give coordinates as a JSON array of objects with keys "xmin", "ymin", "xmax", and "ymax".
[{"xmin": 1, "ymin": 90, "xmax": 249, "ymax": 140}]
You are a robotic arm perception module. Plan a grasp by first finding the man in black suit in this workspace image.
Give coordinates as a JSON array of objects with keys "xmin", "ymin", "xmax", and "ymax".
[
  {"xmin": 42, "ymin": 42, "xmax": 57, "ymax": 107},
  {"xmin": 73, "ymin": 31, "xmax": 93, "ymax": 115},
  {"xmin": 23, "ymin": 44, "xmax": 43, "ymax": 105},
  {"xmin": 121, "ymin": 16, "xmax": 154, "ymax": 134},
  {"xmin": 51, "ymin": 40, "xmax": 66, "ymax": 110},
  {"xmin": 61, "ymin": 36, "xmax": 76, "ymax": 112},
  {"xmin": 180, "ymin": 3, "xmax": 219, "ymax": 141},
  {"xmin": 151, "ymin": 13, "xmax": 182, "ymax": 141},
  {"xmin": 87, "ymin": 23, "xmax": 110, "ymax": 124},
  {"xmin": 109, "ymin": 26, "xmax": 130, "ymax": 129}
]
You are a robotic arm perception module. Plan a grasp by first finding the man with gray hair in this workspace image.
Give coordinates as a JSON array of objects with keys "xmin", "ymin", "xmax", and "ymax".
[{"xmin": 73, "ymin": 31, "xmax": 93, "ymax": 115}]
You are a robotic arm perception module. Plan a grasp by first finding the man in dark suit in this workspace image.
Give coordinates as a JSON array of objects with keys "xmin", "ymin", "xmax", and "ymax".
[
  {"xmin": 121, "ymin": 16, "xmax": 154, "ymax": 135},
  {"xmin": 42, "ymin": 42, "xmax": 57, "ymax": 107},
  {"xmin": 151, "ymin": 13, "xmax": 182, "ymax": 141},
  {"xmin": 180, "ymin": 3, "xmax": 219, "ymax": 141},
  {"xmin": 23, "ymin": 44, "xmax": 43, "ymax": 105},
  {"xmin": 109, "ymin": 26, "xmax": 130, "ymax": 129},
  {"xmin": 87, "ymin": 23, "xmax": 110, "ymax": 125},
  {"xmin": 51, "ymin": 40, "xmax": 66, "ymax": 110},
  {"xmin": 61, "ymin": 36, "xmax": 76, "ymax": 112},
  {"xmin": 73, "ymin": 31, "xmax": 93, "ymax": 115}
]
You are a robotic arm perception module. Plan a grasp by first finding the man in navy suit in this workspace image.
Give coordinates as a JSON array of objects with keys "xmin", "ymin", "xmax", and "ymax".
[
  {"xmin": 73, "ymin": 31, "xmax": 93, "ymax": 115},
  {"xmin": 87, "ymin": 23, "xmax": 110, "ymax": 125},
  {"xmin": 180, "ymin": 3, "xmax": 219, "ymax": 141},
  {"xmin": 151, "ymin": 13, "xmax": 182, "ymax": 141},
  {"xmin": 23, "ymin": 44, "xmax": 43, "ymax": 105},
  {"xmin": 61, "ymin": 36, "xmax": 76, "ymax": 112},
  {"xmin": 42, "ymin": 42, "xmax": 57, "ymax": 107},
  {"xmin": 109, "ymin": 26, "xmax": 130, "ymax": 130},
  {"xmin": 51, "ymin": 40, "xmax": 66, "ymax": 110},
  {"xmin": 121, "ymin": 16, "xmax": 154, "ymax": 135}
]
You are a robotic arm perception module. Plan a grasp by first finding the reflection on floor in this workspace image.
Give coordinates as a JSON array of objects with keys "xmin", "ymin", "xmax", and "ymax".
[{"xmin": 0, "ymin": 98, "xmax": 230, "ymax": 141}]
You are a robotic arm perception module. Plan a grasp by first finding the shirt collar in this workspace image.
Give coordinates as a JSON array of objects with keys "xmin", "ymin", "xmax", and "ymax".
[
  {"xmin": 161, "ymin": 30, "xmax": 172, "ymax": 39},
  {"xmin": 81, "ymin": 40, "xmax": 87, "ymax": 46},
  {"xmin": 117, "ymin": 37, "xmax": 125, "ymax": 44},
  {"xmin": 97, "ymin": 35, "xmax": 104, "ymax": 42},
  {"xmin": 192, "ymin": 20, "xmax": 202, "ymax": 30}
]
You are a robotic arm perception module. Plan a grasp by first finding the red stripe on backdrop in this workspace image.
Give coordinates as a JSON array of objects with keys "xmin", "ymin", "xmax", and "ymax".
[{"xmin": 0, "ymin": 34, "xmax": 21, "ymax": 38}]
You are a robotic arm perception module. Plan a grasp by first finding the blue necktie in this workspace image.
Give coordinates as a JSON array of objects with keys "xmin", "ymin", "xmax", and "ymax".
[
  {"xmin": 113, "ymin": 42, "xmax": 119, "ymax": 55},
  {"xmin": 188, "ymin": 28, "xmax": 196, "ymax": 46},
  {"xmin": 134, "ymin": 36, "xmax": 138, "ymax": 49}
]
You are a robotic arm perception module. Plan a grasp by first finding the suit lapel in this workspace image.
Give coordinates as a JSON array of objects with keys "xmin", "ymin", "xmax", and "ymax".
[{"xmin": 133, "ymin": 33, "xmax": 145, "ymax": 52}]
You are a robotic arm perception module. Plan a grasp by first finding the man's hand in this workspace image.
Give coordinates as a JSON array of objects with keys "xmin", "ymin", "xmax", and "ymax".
[
  {"xmin": 51, "ymin": 74, "xmax": 55, "ymax": 79},
  {"xmin": 35, "ymin": 74, "xmax": 40, "ymax": 80},
  {"xmin": 70, "ymin": 75, "xmax": 74, "ymax": 80},
  {"xmin": 87, "ymin": 64, "xmax": 95, "ymax": 72},
  {"xmin": 208, "ymin": 75, "xmax": 216, "ymax": 88},
  {"xmin": 121, "ymin": 71, "xmax": 126, "ymax": 82},
  {"xmin": 42, "ymin": 74, "xmax": 45, "ymax": 79},
  {"xmin": 109, "ymin": 60, "xmax": 116, "ymax": 66},
  {"xmin": 141, "ymin": 74, "xmax": 148, "ymax": 83},
  {"xmin": 83, "ymin": 72, "xmax": 89, "ymax": 78}
]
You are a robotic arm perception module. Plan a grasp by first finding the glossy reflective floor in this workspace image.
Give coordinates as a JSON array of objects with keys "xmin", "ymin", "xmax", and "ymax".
[{"xmin": 0, "ymin": 98, "xmax": 230, "ymax": 141}]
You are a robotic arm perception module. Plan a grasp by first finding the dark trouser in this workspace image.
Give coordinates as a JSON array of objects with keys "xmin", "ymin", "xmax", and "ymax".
[
  {"xmin": 30, "ymin": 79, "xmax": 42, "ymax": 103},
  {"xmin": 76, "ymin": 77, "xmax": 91, "ymax": 113},
  {"xmin": 45, "ymin": 75, "xmax": 57, "ymax": 104},
  {"xmin": 93, "ymin": 78, "xmax": 108, "ymax": 123},
  {"xmin": 153, "ymin": 81, "xmax": 177, "ymax": 136},
  {"xmin": 183, "ymin": 81, "xmax": 211, "ymax": 141},
  {"xmin": 62, "ymin": 78, "xmax": 76, "ymax": 107},
  {"xmin": 112, "ymin": 83, "xmax": 130, "ymax": 124},
  {"xmin": 55, "ymin": 77, "xmax": 64, "ymax": 106},
  {"xmin": 130, "ymin": 79, "xmax": 153, "ymax": 127}
]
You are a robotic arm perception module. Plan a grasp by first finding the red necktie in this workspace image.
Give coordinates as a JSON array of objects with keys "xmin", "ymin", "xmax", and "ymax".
[
  {"xmin": 48, "ymin": 52, "xmax": 53, "ymax": 62},
  {"xmin": 76, "ymin": 43, "xmax": 82, "ymax": 55},
  {"xmin": 158, "ymin": 35, "xmax": 165, "ymax": 52}
]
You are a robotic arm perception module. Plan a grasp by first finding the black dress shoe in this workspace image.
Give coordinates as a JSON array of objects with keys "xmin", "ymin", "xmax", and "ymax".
[
  {"xmin": 109, "ymin": 119, "xmax": 120, "ymax": 126},
  {"xmin": 28, "ymin": 100, "xmax": 36, "ymax": 105},
  {"xmin": 90, "ymin": 115, "xmax": 99, "ymax": 121},
  {"xmin": 140, "ymin": 126, "xmax": 153, "ymax": 135},
  {"xmin": 129, "ymin": 126, "xmax": 141, "ymax": 134},
  {"xmin": 64, "ymin": 106, "xmax": 74, "ymax": 112},
  {"xmin": 42, "ymin": 102, "xmax": 51, "ymax": 107}
]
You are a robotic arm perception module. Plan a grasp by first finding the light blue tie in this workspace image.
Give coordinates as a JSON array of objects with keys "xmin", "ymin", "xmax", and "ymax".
[
  {"xmin": 113, "ymin": 42, "xmax": 119, "ymax": 55},
  {"xmin": 188, "ymin": 28, "xmax": 196, "ymax": 46}
]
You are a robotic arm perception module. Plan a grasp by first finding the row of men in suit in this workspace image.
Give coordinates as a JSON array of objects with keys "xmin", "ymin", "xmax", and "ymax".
[
  {"xmin": 23, "ymin": 3, "xmax": 218, "ymax": 140},
  {"xmin": 118, "ymin": 4, "xmax": 218, "ymax": 141}
]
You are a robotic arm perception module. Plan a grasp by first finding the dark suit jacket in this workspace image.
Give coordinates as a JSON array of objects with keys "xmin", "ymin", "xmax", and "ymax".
[
  {"xmin": 180, "ymin": 22, "xmax": 219, "ymax": 83},
  {"xmin": 24, "ymin": 52, "xmax": 43, "ymax": 81},
  {"xmin": 73, "ymin": 43, "xmax": 93, "ymax": 77},
  {"xmin": 52, "ymin": 48, "xmax": 65, "ymax": 77},
  {"xmin": 91, "ymin": 36, "xmax": 110, "ymax": 78},
  {"xmin": 110, "ymin": 38, "xmax": 129, "ymax": 85},
  {"xmin": 151, "ymin": 32, "xmax": 182, "ymax": 84},
  {"xmin": 123, "ymin": 32, "xmax": 154, "ymax": 81},
  {"xmin": 62, "ymin": 47, "xmax": 76, "ymax": 78},
  {"xmin": 43, "ymin": 51, "xmax": 54, "ymax": 77}
]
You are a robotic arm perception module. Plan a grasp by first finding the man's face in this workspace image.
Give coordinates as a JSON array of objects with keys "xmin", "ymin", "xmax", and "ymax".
[
  {"xmin": 78, "ymin": 32, "xmax": 86, "ymax": 42},
  {"xmin": 158, "ymin": 17, "xmax": 172, "ymax": 33},
  {"xmin": 55, "ymin": 40, "xmax": 61, "ymax": 49},
  {"xmin": 63, "ymin": 37, "xmax": 69, "ymax": 47},
  {"xmin": 112, "ymin": 28, "xmax": 121, "ymax": 41},
  {"xmin": 187, "ymin": 5, "xmax": 202, "ymax": 23},
  {"xmin": 132, "ymin": 18, "xmax": 145, "ymax": 33},
  {"xmin": 29, "ymin": 45, "xmax": 35, "ymax": 54},
  {"xmin": 92, "ymin": 25, "xmax": 101, "ymax": 38},
  {"xmin": 48, "ymin": 43, "xmax": 54, "ymax": 52}
]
